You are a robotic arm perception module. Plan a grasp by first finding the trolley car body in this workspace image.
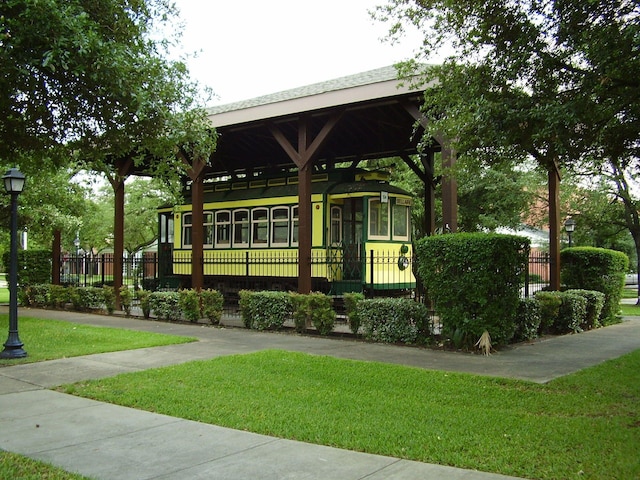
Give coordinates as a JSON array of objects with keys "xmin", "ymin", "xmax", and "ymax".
[{"xmin": 157, "ymin": 168, "xmax": 415, "ymax": 295}]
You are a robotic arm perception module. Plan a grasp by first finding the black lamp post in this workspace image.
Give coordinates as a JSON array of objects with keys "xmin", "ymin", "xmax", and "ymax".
[
  {"xmin": 1, "ymin": 168, "xmax": 26, "ymax": 359},
  {"xmin": 564, "ymin": 217, "xmax": 576, "ymax": 248}
]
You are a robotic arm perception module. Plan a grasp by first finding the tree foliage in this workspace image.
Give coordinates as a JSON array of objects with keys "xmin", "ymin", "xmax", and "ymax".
[
  {"xmin": 1, "ymin": 0, "xmax": 215, "ymax": 176},
  {"xmin": 375, "ymin": 0, "xmax": 638, "ymax": 171}
]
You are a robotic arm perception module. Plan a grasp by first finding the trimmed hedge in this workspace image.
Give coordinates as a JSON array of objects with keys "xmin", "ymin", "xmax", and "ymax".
[
  {"xmin": 534, "ymin": 290, "xmax": 596, "ymax": 334},
  {"xmin": 566, "ymin": 289, "xmax": 605, "ymax": 330},
  {"xmin": 416, "ymin": 233, "xmax": 530, "ymax": 347},
  {"xmin": 514, "ymin": 298, "xmax": 542, "ymax": 342},
  {"xmin": 3, "ymin": 250, "xmax": 51, "ymax": 286},
  {"xmin": 238, "ymin": 290, "xmax": 291, "ymax": 330},
  {"xmin": 343, "ymin": 292, "xmax": 365, "ymax": 334},
  {"xmin": 290, "ymin": 292, "xmax": 335, "ymax": 335},
  {"xmin": 358, "ymin": 297, "xmax": 431, "ymax": 344},
  {"xmin": 148, "ymin": 291, "xmax": 181, "ymax": 321},
  {"xmin": 561, "ymin": 247, "xmax": 628, "ymax": 324}
]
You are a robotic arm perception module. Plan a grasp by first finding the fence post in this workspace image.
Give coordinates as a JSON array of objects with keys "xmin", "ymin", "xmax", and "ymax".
[{"xmin": 101, "ymin": 254, "xmax": 105, "ymax": 286}]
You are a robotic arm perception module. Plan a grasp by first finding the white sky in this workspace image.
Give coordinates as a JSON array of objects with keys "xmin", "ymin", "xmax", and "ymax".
[{"xmin": 172, "ymin": 0, "xmax": 426, "ymax": 105}]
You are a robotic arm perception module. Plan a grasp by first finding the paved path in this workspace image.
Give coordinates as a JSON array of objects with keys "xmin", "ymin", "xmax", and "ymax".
[{"xmin": 1, "ymin": 306, "xmax": 640, "ymax": 480}]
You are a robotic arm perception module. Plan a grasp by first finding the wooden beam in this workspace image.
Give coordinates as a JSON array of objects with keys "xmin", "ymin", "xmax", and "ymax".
[
  {"xmin": 52, "ymin": 230, "xmax": 61, "ymax": 285},
  {"xmin": 182, "ymin": 152, "xmax": 207, "ymax": 291},
  {"xmin": 440, "ymin": 141, "xmax": 458, "ymax": 232},
  {"xmin": 268, "ymin": 113, "xmax": 342, "ymax": 293},
  {"xmin": 548, "ymin": 161, "xmax": 561, "ymax": 291},
  {"xmin": 110, "ymin": 157, "xmax": 133, "ymax": 310}
]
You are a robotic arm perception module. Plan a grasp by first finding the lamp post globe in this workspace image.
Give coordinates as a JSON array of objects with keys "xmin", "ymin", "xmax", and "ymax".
[
  {"xmin": 1, "ymin": 168, "xmax": 27, "ymax": 359},
  {"xmin": 564, "ymin": 217, "xmax": 576, "ymax": 248}
]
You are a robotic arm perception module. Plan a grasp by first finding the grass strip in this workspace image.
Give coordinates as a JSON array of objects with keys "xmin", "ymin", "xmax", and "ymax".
[
  {"xmin": 0, "ymin": 452, "xmax": 92, "ymax": 480},
  {"xmin": 62, "ymin": 349, "xmax": 640, "ymax": 480},
  {"xmin": 0, "ymin": 315, "xmax": 196, "ymax": 366}
]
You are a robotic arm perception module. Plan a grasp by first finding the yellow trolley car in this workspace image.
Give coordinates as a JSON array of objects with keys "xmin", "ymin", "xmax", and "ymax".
[{"xmin": 157, "ymin": 168, "xmax": 416, "ymax": 295}]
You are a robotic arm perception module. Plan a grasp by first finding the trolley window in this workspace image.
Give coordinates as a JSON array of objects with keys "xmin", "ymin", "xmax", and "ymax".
[
  {"xmin": 233, "ymin": 209, "xmax": 249, "ymax": 247},
  {"xmin": 204, "ymin": 212, "xmax": 214, "ymax": 247},
  {"xmin": 271, "ymin": 207, "xmax": 290, "ymax": 246},
  {"xmin": 291, "ymin": 206, "xmax": 299, "ymax": 246},
  {"xmin": 252, "ymin": 208, "xmax": 269, "ymax": 246},
  {"xmin": 330, "ymin": 206, "xmax": 342, "ymax": 245},
  {"xmin": 182, "ymin": 213, "xmax": 192, "ymax": 247},
  {"xmin": 392, "ymin": 203, "xmax": 410, "ymax": 241},
  {"xmin": 215, "ymin": 210, "xmax": 231, "ymax": 248},
  {"xmin": 368, "ymin": 198, "xmax": 389, "ymax": 239}
]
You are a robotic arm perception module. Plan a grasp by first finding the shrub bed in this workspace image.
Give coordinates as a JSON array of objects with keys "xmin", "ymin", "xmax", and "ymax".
[
  {"xmin": 290, "ymin": 292, "xmax": 335, "ymax": 335},
  {"xmin": 358, "ymin": 297, "xmax": 431, "ymax": 344},
  {"xmin": 238, "ymin": 290, "xmax": 292, "ymax": 330}
]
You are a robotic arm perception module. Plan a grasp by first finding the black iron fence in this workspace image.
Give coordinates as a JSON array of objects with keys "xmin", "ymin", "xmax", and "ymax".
[
  {"xmin": 59, "ymin": 250, "xmax": 550, "ymax": 300},
  {"xmin": 60, "ymin": 252, "xmax": 158, "ymax": 289}
]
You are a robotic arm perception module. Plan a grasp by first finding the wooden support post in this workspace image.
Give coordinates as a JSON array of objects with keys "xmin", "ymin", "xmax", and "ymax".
[
  {"xmin": 269, "ymin": 112, "xmax": 342, "ymax": 294},
  {"xmin": 52, "ymin": 230, "xmax": 61, "ymax": 285},
  {"xmin": 422, "ymin": 151, "xmax": 436, "ymax": 236},
  {"xmin": 440, "ymin": 142, "xmax": 458, "ymax": 232},
  {"xmin": 113, "ymin": 176, "xmax": 125, "ymax": 309},
  {"xmin": 181, "ymin": 152, "xmax": 207, "ymax": 291},
  {"xmin": 109, "ymin": 157, "xmax": 133, "ymax": 310},
  {"xmin": 548, "ymin": 162, "xmax": 561, "ymax": 291}
]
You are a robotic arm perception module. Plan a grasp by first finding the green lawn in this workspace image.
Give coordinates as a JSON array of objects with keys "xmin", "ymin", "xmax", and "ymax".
[
  {"xmin": 0, "ymin": 315, "xmax": 196, "ymax": 366},
  {"xmin": 62, "ymin": 348, "xmax": 640, "ymax": 480},
  {"xmin": 0, "ymin": 451, "xmax": 91, "ymax": 480},
  {"xmin": 620, "ymin": 303, "xmax": 640, "ymax": 316}
]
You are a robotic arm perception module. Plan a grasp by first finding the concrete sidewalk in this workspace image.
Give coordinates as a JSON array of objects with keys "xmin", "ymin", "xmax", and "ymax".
[{"xmin": 2, "ymin": 307, "xmax": 640, "ymax": 480}]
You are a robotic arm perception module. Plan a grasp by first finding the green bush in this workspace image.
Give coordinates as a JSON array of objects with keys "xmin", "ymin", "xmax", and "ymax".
[
  {"xmin": 48, "ymin": 284, "xmax": 70, "ymax": 308},
  {"xmin": 561, "ymin": 247, "xmax": 628, "ymax": 324},
  {"xmin": 291, "ymin": 292, "xmax": 335, "ymax": 335},
  {"xmin": 565, "ymin": 289, "xmax": 605, "ymax": 330},
  {"xmin": 2, "ymin": 250, "xmax": 52, "ymax": 286},
  {"xmin": 119, "ymin": 286, "xmax": 133, "ymax": 316},
  {"xmin": 534, "ymin": 291, "xmax": 563, "ymax": 333},
  {"xmin": 179, "ymin": 289, "xmax": 201, "ymax": 322},
  {"xmin": 201, "ymin": 289, "xmax": 224, "ymax": 325},
  {"xmin": 20, "ymin": 283, "xmax": 50, "ymax": 307},
  {"xmin": 136, "ymin": 289, "xmax": 151, "ymax": 319},
  {"xmin": 416, "ymin": 233, "xmax": 530, "ymax": 347},
  {"xmin": 514, "ymin": 298, "xmax": 541, "ymax": 342},
  {"xmin": 103, "ymin": 286, "xmax": 115, "ymax": 314},
  {"xmin": 149, "ymin": 291, "xmax": 181, "ymax": 321},
  {"xmin": 238, "ymin": 290, "xmax": 291, "ymax": 330},
  {"xmin": 71, "ymin": 286, "xmax": 105, "ymax": 311},
  {"xmin": 343, "ymin": 292, "xmax": 365, "ymax": 334},
  {"xmin": 557, "ymin": 291, "xmax": 587, "ymax": 333},
  {"xmin": 535, "ymin": 290, "xmax": 588, "ymax": 334},
  {"xmin": 358, "ymin": 298, "xmax": 430, "ymax": 344}
]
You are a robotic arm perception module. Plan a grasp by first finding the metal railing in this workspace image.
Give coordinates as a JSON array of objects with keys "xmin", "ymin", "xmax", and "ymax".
[{"xmin": 58, "ymin": 249, "xmax": 549, "ymax": 301}]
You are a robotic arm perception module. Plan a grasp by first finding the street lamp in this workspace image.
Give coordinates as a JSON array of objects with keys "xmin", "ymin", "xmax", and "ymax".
[
  {"xmin": 564, "ymin": 217, "xmax": 576, "ymax": 248},
  {"xmin": 1, "ymin": 168, "xmax": 26, "ymax": 359}
]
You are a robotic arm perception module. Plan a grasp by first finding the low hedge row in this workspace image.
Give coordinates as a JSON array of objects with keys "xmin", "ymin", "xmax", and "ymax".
[
  {"xmin": 19, "ymin": 284, "xmax": 223, "ymax": 325},
  {"xmin": 238, "ymin": 291, "xmax": 433, "ymax": 344},
  {"xmin": 20, "ymin": 284, "xmax": 116, "ymax": 313},
  {"xmin": 533, "ymin": 289, "xmax": 605, "ymax": 334}
]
